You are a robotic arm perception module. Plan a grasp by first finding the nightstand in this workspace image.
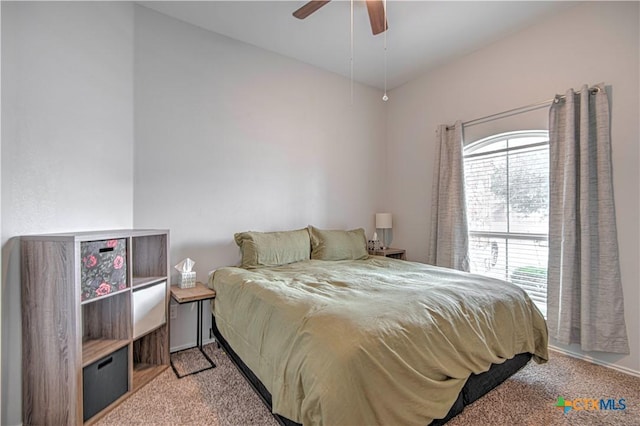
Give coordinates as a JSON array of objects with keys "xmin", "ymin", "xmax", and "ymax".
[
  {"xmin": 369, "ymin": 248, "xmax": 406, "ymax": 260},
  {"xmin": 170, "ymin": 282, "xmax": 216, "ymax": 378}
]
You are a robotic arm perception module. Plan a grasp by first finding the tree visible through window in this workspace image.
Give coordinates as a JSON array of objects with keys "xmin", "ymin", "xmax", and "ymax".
[{"xmin": 463, "ymin": 131, "xmax": 549, "ymax": 317}]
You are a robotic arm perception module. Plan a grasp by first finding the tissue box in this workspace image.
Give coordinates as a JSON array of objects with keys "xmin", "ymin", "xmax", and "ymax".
[{"xmin": 178, "ymin": 271, "xmax": 196, "ymax": 289}]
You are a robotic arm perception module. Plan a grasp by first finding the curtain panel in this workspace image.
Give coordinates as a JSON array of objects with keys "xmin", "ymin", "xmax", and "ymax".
[
  {"xmin": 428, "ymin": 121, "xmax": 470, "ymax": 271},
  {"xmin": 547, "ymin": 83, "xmax": 629, "ymax": 354}
]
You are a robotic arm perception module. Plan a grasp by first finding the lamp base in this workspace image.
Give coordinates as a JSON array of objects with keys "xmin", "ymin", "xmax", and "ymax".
[{"xmin": 377, "ymin": 228, "xmax": 392, "ymax": 250}]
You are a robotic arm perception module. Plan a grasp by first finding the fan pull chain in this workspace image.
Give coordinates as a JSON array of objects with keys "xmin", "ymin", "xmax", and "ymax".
[
  {"xmin": 382, "ymin": 0, "xmax": 388, "ymax": 102},
  {"xmin": 350, "ymin": 0, "xmax": 354, "ymax": 104}
]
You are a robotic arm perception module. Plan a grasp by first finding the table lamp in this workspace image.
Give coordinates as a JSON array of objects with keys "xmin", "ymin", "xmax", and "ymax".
[{"xmin": 375, "ymin": 213, "xmax": 393, "ymax": 249}]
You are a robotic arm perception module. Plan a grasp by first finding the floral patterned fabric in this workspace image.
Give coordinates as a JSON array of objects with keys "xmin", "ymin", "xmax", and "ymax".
[{"xmin": 81, "ymin": 239, "xmax": 127, "ymax": 301}]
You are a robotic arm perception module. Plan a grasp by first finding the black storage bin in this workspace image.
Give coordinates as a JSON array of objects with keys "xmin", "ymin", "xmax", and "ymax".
[{"xmin": 83, "ymin": 345, "xmax": 129, "ymax": 421}]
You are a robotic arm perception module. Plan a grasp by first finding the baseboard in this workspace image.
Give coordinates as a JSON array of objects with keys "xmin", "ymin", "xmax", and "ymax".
[
  {"xmin": 170, "ymin": 337, "xmax": 216, "ymax": 353},
  {"xmin": 549, "ymin": 345, "xmax": 640, "ymax": 378}
]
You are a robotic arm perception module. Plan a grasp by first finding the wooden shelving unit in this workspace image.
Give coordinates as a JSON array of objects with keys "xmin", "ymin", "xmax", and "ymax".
[
  {"xmin": 132, "ymin": 276, "xmax": 167, "ymax": 288},
  {"xmin": 21, "ymin": 229, "xmax": 170, "ymax": 425},
  {"xmin": 82, "ymin": 339, "xmax": 130, "ymax": 367}
]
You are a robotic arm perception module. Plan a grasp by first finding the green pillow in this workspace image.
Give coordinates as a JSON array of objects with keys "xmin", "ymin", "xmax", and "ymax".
[
  {"xmin": 308, "ymin": 226, "xmax": 368, "ymax": 261},
  {"xmin": 234, "ymin": 229, "xmax": 311, "ymax": 269}
]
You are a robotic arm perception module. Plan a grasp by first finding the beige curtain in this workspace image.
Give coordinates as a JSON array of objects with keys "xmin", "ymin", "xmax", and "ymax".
[
  {"xmin": 428, "ymin": 121, "xmax": 470, "ymax": 271},
  {"xmin": 547, "ymin": 83, "xmax": 629, "ymax": 353}
]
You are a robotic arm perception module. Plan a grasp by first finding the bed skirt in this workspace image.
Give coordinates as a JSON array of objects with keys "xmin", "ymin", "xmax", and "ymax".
[{"xmin": 211, "ymin": 315, "xmax": 531, "ymax": 425}]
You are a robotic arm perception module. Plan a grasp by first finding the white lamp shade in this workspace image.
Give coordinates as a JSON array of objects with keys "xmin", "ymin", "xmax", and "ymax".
[{"xmin": 375, "ymin": 213, "xmax": 393, "ymax": 229}]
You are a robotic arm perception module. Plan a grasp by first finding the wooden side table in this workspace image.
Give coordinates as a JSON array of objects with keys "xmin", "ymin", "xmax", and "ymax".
[
  {"xmin": 170, "ymin": 282, "xmax": 216, "ymax": 378},
  {"xmin": 368, "ymin": 248, "xmax": 407, "ymax": 260}
]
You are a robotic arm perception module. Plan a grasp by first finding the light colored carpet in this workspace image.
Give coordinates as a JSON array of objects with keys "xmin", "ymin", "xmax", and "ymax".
[
  {"xmin": 99, "ymin": 344, "xmax": 277, "ymax": 426},
  {"xmin": 170, "ymin": 346, "xmax": 216, "ymax": 377},
  {"xmin": 98, "ymin": 345, "xmax": 639, "ymax": 425},
  {"xmin": 449, "ymin": 350, "xmax": 639, "ymax": 426}
]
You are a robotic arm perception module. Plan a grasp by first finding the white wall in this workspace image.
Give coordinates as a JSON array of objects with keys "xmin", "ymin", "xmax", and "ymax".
[
  {"xmin": 1, "ymin": 3, "xmax": 134, "ymax": 424},
  {"xmin": 132, "ymin": 6, "xmax": 387, "ymax": 350},
  {"xmin": 387, "ymin": 1, "xmax": 640, "ymax": 375}
]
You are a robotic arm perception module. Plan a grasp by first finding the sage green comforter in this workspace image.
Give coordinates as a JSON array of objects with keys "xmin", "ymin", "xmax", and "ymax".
[{"xmin": 210, "ymin": 257, "xmax": 548, "ymax": 425}]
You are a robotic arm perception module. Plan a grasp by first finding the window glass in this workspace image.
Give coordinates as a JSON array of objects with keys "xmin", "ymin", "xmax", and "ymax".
[
  {"xmin": 464, "ymin": 131, "xmax": 549, "ymax": 317},
  {"xmin": 465, "ymin": 152, "xmax": 508, "ymax": 233}
]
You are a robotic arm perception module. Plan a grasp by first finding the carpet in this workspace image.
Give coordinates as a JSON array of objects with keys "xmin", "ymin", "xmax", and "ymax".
[
  {"xmin": 170, "ymin": 346, "xmax": 216, "ymax": 378},
  {"xmin": 449, "ymin": 350, "xmax": 639, "ymax": 425},
  {"xmin": 100, "ymin": 343, "xmax": 277, "ymax": 426},
  {"xmin": 98, "ymin": 345, "xmax": 639, "ymax": 425}
]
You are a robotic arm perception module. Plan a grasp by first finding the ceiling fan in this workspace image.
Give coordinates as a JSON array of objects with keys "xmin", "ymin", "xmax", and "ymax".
[{"xmin": 293, "ymin": 0, "xmax": 389, "ymax": 35}]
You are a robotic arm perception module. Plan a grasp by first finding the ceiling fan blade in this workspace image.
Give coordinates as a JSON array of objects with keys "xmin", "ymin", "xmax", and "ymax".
[
  {"xmin": 293, "ymin": 1, "xmax": 331, "ymax": 20},
  {"xmin": 366, "ymin": 0, "xmax": 388, "ymax": 35}
]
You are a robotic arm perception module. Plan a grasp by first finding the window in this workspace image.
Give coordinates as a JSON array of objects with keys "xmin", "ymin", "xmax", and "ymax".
[{"xmin": 463, "ymin": 131, "xmax": 549, "ymax": 316}]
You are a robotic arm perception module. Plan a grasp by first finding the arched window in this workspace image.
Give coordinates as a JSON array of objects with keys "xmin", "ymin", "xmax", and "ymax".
[{"xmin": 463, "ymin": 130, "xmax": 548, "ymax": 316}]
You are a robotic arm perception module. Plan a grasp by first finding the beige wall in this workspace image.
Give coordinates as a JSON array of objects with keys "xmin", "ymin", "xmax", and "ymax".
[
  {"xmin": 387, "ymin": 1, "xmax": 639, "ymax": 375},
  {"xmin": 132, "ymin": 6, "xmax": 387, "ymax": 350},
  {"xmin": 1, "ymin": 3, "xmax": 135, "ymax": 424}
]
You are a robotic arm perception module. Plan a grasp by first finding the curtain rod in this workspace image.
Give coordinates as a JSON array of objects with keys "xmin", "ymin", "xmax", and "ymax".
[{"xmin": 446, "ymin": 86, "xmax": 601, "ymax": 130}]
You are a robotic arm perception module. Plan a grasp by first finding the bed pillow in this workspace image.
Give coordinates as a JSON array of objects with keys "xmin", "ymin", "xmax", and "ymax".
[
  {"xmin": 308, "ymin": 226, "xmax": 369, "ymax": 261},
  {"xmin": 234, "ymin": 228, "xmax": 311, "ymax": 269}
]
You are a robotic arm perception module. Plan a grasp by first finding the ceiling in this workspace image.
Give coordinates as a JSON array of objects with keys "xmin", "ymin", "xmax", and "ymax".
[{"xmin": 138, "ymin": 1, "xmax": 575, "ymax": 91}]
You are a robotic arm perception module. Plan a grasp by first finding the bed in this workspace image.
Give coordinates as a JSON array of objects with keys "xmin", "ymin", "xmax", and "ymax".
[{"xmin": 209, "ymin": 227, "xmax": 548, "ymax": 425}]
